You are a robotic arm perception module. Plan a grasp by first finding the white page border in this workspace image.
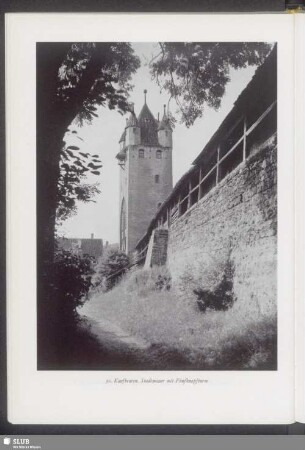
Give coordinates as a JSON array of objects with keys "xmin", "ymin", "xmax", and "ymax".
[{"xmin": 6, "ymin": 13, "xmax": 295, "ymax": 424}]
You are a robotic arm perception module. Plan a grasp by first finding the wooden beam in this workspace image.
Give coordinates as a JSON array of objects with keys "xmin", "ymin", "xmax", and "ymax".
[
  {"xmin": 198, "ymin": 166, "xmax": 202, "ymax": 200},
  {"xmin": 246, "ymin": 101, "xmax": 276, "ymax": 136},
  {"xmin": 243, "ymin": 116, "xmax": 247, "ymax": 161},
  {"xmin": 187, "ymin": 180, "xmax": 191, "ymax": 209},
  {"xmin": 216, "ymin": 145, "xmax": 220, "ymax": 184},
  {"xmin": 178, "ymin": 193, "xmax": 182, "ymax": 217}
]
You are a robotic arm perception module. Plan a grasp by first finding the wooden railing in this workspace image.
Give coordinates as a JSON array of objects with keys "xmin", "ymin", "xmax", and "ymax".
[
  {"xmin": 134, "ymin": 100, "xmax": 277, "ymax": 264},
  {"xmin": 130, "ymin": 243, "xmax": 149, "ymax": 267}
]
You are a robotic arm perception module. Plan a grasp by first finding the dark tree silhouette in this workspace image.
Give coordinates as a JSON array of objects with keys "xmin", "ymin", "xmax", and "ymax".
[
  {"xmin": 37, "ymin": 43, "xmax": 140, "ymax": 367},
  {"xmin": 37, "ymin": 43, "xmax": 140, "ymax": 266}
]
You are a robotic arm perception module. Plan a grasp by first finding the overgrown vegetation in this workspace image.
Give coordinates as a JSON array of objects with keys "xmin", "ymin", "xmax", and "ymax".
[
  {"xmin": 92, "ymin": 248, "xmax": 130, "ymax": 291},
  {"xmin": 84, "ymin": 265, "xmax": 276, "ymax": 370},
  {"xmin": 38, "ymin": 248, "xmax": 95, "ymax": 367},
  {"xmin": 50, "ymin": 249, "xmax": 94, "ymax": 315},
  {"xmin": 193, "ymin": 259, "xmax": 236, "ymax": 312}
]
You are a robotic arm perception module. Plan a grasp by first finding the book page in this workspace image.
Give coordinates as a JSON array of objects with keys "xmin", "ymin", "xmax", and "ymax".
[
  {"xmin": 295, "ymin": 12, "xmax": 305, "ymax": 424},
  {"xmin": 6, "ymin": 13, "xmax": 296, "ymax": 424}
]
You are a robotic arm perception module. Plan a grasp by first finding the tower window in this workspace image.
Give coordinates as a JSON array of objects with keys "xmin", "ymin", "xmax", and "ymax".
[
  {"xmin": 156, "ymin": 150, "xmax": 162, "ymax": 159},
  {"xmin": 155, "ymin": 174, "xmax": 160, "ymax": 183},
  {"xmin": 157, "ymin": 202, "xmax": 162, "ymax": 209},
  {"xmin": 139, "ymin": 149, "xmax": 144, "ymax": 158}
]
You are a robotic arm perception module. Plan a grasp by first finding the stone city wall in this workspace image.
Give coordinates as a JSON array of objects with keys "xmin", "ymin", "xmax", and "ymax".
[{"xmin": 167, "ymin": 136, "xmax": 277, "ymax": 315}]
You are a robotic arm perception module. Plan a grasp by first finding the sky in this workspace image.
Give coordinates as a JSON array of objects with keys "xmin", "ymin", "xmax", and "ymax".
[{"xmin": 58, "ymin": 43, "xmax": 256, "ymax": 244}]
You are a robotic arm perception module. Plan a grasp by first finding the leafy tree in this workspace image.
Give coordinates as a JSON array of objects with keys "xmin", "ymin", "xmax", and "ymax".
[
  {"xmin": 150, "ymin": 42, "xmax": 272, "ymax": 127},
  {"xmin": 93, "ymin": 249, "xmax": 130, "ymax": 291},
  {"xmin": 56, "ymin": 134, "xmax": 102, "ymax": 224},
  {"xmin": 37, "ymin": 43, "xmax": 140, "ymax": 266},
  {"xmin": 37, "ymin": 43, "xmax": 140, "ymax": 366}
]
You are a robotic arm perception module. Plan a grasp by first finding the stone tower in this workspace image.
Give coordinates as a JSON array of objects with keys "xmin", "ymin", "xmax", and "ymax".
[{"xmin": 116, "ymin": 91, "xmax": 173, "ymax": 253}]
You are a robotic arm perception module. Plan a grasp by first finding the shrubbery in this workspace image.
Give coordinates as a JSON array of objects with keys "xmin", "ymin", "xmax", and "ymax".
[
  {"xmin": 92, "ymin": 249, "xmax": 130, "ymax": 291},
  {"xmin": 50, "ymin": 249, "xmax": 94, "ymax": 316},
  {"xmin": 193, "ymin": 259, "xmax": 236, "ymax": 312},
  {"xmin": 38, "ymin": 248, "xmax": 95, "ymax": 368}
]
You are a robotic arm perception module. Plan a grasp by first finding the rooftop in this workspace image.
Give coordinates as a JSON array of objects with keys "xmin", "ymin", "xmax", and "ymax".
[{"xmin": 118, "ymin": 91, "xmax": 171, "ymax": 147}]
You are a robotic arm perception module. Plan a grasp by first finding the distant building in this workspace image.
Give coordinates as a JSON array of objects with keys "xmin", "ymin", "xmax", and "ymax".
[
  {"xmin": 57, "ymin": 233, "xmax": 104, "ymax": 260},
  {"xmin": 116, "ymin": 91, "xmax": 173, "ymax": 253}
]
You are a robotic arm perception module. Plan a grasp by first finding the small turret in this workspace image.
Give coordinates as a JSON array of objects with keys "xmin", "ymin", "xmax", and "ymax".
[
  {"xmin": 125, "ymin": 104, "xmax": 141, "ymax": 146},
  {"xmin": 158, "ymin": 105, "xmax": 172, "ymax": 148},
  {"xmin": 138, "ymin": 90, "xmax": 159, "ymax": 146}
]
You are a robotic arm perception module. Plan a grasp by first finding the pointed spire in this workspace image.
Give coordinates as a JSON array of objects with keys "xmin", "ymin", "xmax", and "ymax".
[
  {"xmin": 158, "ymin": 104, "xmax": 172, "ymax": 131},
  {"xmin": 144, "ymin": 89, "xmax": 147, "ymax": 104},
  {"xmin": 138, "ymin": 98, "xmax": 158, "ymax": 146}
]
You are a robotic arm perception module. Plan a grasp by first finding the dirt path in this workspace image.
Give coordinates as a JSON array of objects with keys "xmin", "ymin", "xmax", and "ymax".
[
  {"xmin": 76, "ymin": 301, "xmax": 191, "ymax": 370},
  {"xmin": 79, "ymin": 315, "xmax": 150, "ymax": 351}
]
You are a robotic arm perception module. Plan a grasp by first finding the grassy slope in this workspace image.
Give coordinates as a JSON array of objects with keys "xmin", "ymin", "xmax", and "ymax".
[{"xmin": 85, "ymin": 266, "xmax": 277, "ymax": 370}]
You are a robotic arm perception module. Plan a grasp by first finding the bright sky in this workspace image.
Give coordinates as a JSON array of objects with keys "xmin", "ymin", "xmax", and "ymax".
[{"xmin": 58, "ymin": 43, "xmax": 256, "ymax": 243}]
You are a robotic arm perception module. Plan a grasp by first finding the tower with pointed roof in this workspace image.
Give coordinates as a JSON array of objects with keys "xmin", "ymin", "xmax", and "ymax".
[{"xmin": 116, "ymin": 91, "xmax": 173, "ymax": 253}]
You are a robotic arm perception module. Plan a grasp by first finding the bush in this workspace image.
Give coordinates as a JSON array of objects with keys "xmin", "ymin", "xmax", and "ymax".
[
  {"xmin": 193, "ymin": 259, "xmax": 236, "ymax": 312},
  {"xmin": 38, "ymin": 248, "xmax": 95, "ymax": 368},
  {"xmin": 92, "ymin": 249, "xmax": 130, "ymax": 291},
  {"xmin": 51, "ymin": 249, "xmax": 94, "ymax": 315},
  {"xmin": 155, "ymin": 273, "xmax": 171, "ymax": 291}
]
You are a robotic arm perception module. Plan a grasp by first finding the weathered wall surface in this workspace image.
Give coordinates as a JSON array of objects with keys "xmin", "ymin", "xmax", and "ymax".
[
  {"xmin": 144, "ymin": 229, "xmax": 169, "ymax": 269},
  {"xmin": 127, "ymin": 145, "xmax": 172, "ymax": 252},
  {"xmin": 167, "ymin": 136, "xmax": 277, "ymax": 316}
]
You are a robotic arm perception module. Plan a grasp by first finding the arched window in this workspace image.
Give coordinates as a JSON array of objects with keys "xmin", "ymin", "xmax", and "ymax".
[
  {"xmin": 157, "ymin": 202, "xmax": 162, "ymax": 209},
  {"xmin": 155, "ymin": 174, "xmax": 160, "ymax": 183},
  {"xmin": 120, "ymin": 198, "xmax": 127, "ymax": 252},
  {"xmin": 139, "ymin": 149, "xmax": 144, "ymax": 158},
  {"xmin": 156, "ymin": 150, "xmax": 162, "ymax": 159}
]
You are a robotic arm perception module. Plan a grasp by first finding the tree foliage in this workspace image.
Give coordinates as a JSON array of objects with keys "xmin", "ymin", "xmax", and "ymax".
[
  {"xmin": 55, "ymin": 43, "xmax": 141, "ymax": 224},
  {"xmin": 38, "ymin": 43, "xmax": 140, "ymax": 366},
  {"xmin": 57, "ymin": 133, "xmax": 102, "ymax": 224},
  {"xmin": 57, "ymin": 43, "xmax": 141, "ymax": 125},
  {"xmin": 150, "ymin": 42, "xmax": 272, "ymax": 126},
  {"xmin": 93, "ymin": 249, "xmax": 130, "ymax": 291},
  {"xmin": 37, "ymin": 42, "xmax": 140, "ymax": 262},
  {"xmin": 48, "ymin": 249, "xmax": 94, "ymax": 316}
]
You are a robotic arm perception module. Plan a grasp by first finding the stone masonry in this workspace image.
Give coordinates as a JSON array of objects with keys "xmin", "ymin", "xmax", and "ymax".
[
  {"xmin": 144, "ymin": 229, "xmax": 169, "ymax": 269},
  {"xmin": 117, "ymin": 97, "xmax": 173, "ymax": 254},
  {"xmin": 167, "ymin": 136, "xmax": 277, "ymax": 316}
]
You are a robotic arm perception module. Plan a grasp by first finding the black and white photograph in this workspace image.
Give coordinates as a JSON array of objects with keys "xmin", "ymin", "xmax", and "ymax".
[{"xmin": 37, "ymin": 41, "xmax": 277, "ymax": 371}]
